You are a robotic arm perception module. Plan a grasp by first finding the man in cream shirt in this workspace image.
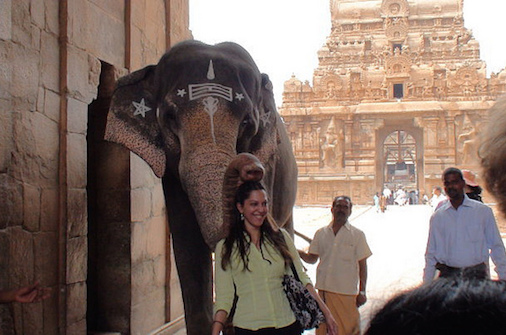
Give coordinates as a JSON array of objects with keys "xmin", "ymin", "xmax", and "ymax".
[{"xmin": 299, "ymin": 196, "xmax": 372, "ymax": 335}]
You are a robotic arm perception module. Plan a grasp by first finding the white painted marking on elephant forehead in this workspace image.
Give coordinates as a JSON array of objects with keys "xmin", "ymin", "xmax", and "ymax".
[
  {"xmin": 202, "ymin": 96, "xmax": 219, "ymax": 143},
  {"xmin": 177, "ymin": 89, "xmax": 187, "ymax": 97},
  {"xmin": 132, "ymin": 98, "xmax": 151, "ymax": 118},
  {"xmin": 207, "ymin": 60, "xmax": 215, "ymax": 80},
  {"xmin": 189, "ymin": 83, "xmax": 233, "ymax": 101},
  {"xmin": 235, "ymin": 93, "xmax": 244, "ymax": 101},
  {"xmin": 261, "ymin": 111, "xmax": 272, "ymax": 127}
]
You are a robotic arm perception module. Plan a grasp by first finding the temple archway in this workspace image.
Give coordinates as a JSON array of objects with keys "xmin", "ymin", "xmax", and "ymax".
[{"xmin": 383, "ymin": 130, "xmax": 417, "ymax": 189}]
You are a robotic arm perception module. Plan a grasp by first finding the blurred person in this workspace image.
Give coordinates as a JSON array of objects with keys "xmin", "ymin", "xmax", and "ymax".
[
  {"xmin": 364, "ymin": 278, "xmax": 506, "ymax": 335},
  {"xmin": 480, "ymin": 95, "xmax": 506, "ymax": 215}
]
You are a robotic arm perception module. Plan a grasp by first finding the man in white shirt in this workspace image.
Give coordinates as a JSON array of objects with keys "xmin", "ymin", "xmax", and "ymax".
[
  {"xmin": 299, "ymin": 196, "xmax": 372, "ymax": 335},
  {"xmin": 423, "ymin": 167, "xmax": 506, "ymax": 282}
]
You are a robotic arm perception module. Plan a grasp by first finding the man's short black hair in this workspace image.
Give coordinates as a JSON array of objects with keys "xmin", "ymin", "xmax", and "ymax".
[
  {"xmin": 332, "ymin": 195, "xmax": 353, "ymax": 208},
  {"xmin": 442, "ymin": 167, "xmax": 464, "ymax": 181}
]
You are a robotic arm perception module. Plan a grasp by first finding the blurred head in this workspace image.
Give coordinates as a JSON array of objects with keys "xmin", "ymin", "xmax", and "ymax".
[
  {"xmin": 432, "ymin": 186, "xmax": 442, "ymax": 196},
  {"xmin": 480, "ymin": 96, "xmax": 506, "ymax": 216},
  {"xmin": 365, "ymin": 278, "xmax": 506, "ymax": 335}
]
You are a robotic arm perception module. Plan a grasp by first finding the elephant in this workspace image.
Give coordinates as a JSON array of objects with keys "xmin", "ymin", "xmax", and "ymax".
[{"xmin": 104, "ymin": 40, "xmax": 298, "ymax": 334}]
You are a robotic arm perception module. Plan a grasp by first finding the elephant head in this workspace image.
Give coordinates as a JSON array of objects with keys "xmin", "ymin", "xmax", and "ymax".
[{"xmin": 105, "ymin": 40, "xmax": 281, "ymax": 249}]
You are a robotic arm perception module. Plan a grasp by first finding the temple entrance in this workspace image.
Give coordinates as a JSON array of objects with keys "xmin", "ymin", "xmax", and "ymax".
[{"xmin": 383, "ymin": 130, "xmax": 417, "ymax": 190}]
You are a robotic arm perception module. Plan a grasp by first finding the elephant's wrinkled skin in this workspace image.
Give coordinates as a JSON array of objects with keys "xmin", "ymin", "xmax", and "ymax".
[{"xmin": 105, "ymin": 40, "xmax": 297, "ymax": 334}]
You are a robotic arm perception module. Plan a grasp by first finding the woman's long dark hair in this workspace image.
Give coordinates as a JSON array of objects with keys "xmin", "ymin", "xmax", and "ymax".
[{"xmin": 220, "ymin": 181, "xmax": 292, "ymax": 271}]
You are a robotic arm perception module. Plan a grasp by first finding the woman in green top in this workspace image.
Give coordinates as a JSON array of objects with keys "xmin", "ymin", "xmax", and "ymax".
[{"xmin": 212, "ymin": 181, "xmax": 338, "ymax": 335}]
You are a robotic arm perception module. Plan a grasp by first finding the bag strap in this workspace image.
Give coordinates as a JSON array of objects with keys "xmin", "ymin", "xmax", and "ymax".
[
  {"xmin": 289, "ymin": 261, "xmax": 301, "ymax": 283},
  {"xmin": 280, "ymin": 231, "xmax": 302, "ymax": 283}
]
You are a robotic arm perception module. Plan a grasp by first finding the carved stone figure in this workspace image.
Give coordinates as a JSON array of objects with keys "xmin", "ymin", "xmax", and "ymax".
[{"xmin": 104, "ymin": 40, "xmax": 298, "ymax": 334}]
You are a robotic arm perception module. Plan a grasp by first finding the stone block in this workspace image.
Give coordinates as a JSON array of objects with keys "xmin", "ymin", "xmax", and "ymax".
[
  {"xmin": 42, "ymin": 88, "xmax": 60, "ymax": 123},
  {"xmin": 11, "ymin": 44, "xmax": 39, "ymax": 104},
  {"xmin": 40, "ymin": 187, "xmax": 58, "ymax": 232},
  {"xmin": 42, "ymin": 292, "xmax": 58, "ymax": 335},
  {"xmin": 66, "ymin": 236, "xmax": 87, "ymax": 284},
  {"xmin": 10, "ymin": 226, "xmax": 34, "ymax": 285},
  {"xmin": 0, "ymin": 231, "xmax": 9, "ymax": 288},
  {"xmin": 86, "ymin": 3, "xmax": 125, "ymax": 67},
  {"xmin": 11, "ymin": 0, "xmax": 31, "ymax": 47},
  {"xmin": 131, "ymin": 187, "xmax": 152, "ymax": 222},
  {"xmin": 44, "ymin": 0, "xmax": 58, "ymax": 35},
  {"xmin": 40, "ymin": 31, "xmax": 59, "ymax": 93},
  {"xmin": 66, "ymin": 281, "xmax": 87, "ymax": 325},
  {"xmin": 152, "ymin": 181, "xmax": 166, "ymax": 217},
  {"xmin": 66, "ymin": 319, "xmax": 87, "ymax": 335},
  {"xmin": 67, "ymin": 97, "xmax": 88, "ymax": 135},
  {"xmin": 30, "ymin": 24, "xmax": 40, "ymax": 50},
  {"xmin": 130, "ymin": 153, "xmax": 157, "ymax": 189},
  {"xmin": 67, "ymin": 0, "xmax": 88, "ymax": 50},
  {"xmin": 67, "ymin": 133, "xmax": 87, "ymax": 189},
  {"xmin": 89, "ymin": 0, "xmax": 124, "ymax": 21},
  {"xmin": 29, "ymin": 0, "xmax": 44, "ymax": 29},
  {"xmin": 0, "ymin": 103, "xmax": 13, "ymax": 173},
  {"xmin": 0, "ymin": 0, "xmax": 12, "ymax": 40},
  {"xmin": 67, "ymin": 45, "xmax": 98, "ymax": 103},
  {"xmin": 0, "ymin": 40, "xmax": 13, "ymax": 99},
  {"xmin": 23, "ymin": 183, "xmax": 40, "ymax": 232},
  {"xmin": 0, "ymin": 174, "xmax": 23, "ymax": 228},
  {"xmin": 34, "ymin": 232, "xmax": 58, "ymax": 286},
  {"xmin": 131, "ymin": 259, "xmax": 157, "ymax": 306},
  {"xmin": 131, "ymin": 287, "xmax": 165, "ymax": 335},
  {"xmin": 131, "ymin": 221, "xmax": 147, "ymax": 262},
  {"xmin": 22, "ymin": 299, "xmax": 43, "ymax": 335},
  {"xmin": 146, "ymin": 216, "xmax": 166, "ymax": 258},
  {"xmin": 67, "ymin": 188, "xmax": 87, "ymax": 238}
]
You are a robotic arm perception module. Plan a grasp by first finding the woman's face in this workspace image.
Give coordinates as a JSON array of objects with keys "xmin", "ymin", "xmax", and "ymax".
[{"xmin": 237, "ymin": 190, "xmax": 268, "ymax": 230}]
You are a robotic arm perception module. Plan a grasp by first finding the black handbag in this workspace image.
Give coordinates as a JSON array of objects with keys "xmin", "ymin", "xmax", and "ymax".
[{"xmin": 282, "ymin": 261, "xmax": 326, "ymax": 330}]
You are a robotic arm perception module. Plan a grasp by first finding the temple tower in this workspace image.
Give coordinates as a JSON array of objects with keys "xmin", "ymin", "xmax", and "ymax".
[{"xmin": 279, "ymin": 0, "xmax": 506, "ymax": 204}]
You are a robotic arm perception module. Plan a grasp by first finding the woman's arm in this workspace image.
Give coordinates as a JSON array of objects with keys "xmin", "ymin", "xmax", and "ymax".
[
  {"xmin": 305, "ymin": 284, "xmax": 338, "ymax": 335},
  {"xmin": 211, "ymin": 309, "xmax": 228, "ymax": 335}
]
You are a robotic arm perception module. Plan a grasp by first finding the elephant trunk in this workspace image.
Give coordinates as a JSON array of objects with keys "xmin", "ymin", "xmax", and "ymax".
[{"xmin": 179, "ymin": 148, "xmax": 234, "ymax": 249}]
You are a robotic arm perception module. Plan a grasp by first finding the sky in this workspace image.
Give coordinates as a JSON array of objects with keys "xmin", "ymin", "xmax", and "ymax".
[{"xmin": 189, "ymin": 0, "xmax": 506, "ymax": 106}]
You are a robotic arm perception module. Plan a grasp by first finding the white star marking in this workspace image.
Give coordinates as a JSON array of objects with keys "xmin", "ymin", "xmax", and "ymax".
[
  {"xmin": 177, "ymin": 89, "xmax": 187, "ymax": 97},
  {"xmin": 261, "ymin": 111, "xmax": 271, "ymax": 127},
  {"xmin": 132, "ymin": 98, "xmax": 151, "ymax": 118},
  {"xmin": 235, "ymin": 93, "xmax": 245, "ymax": 101}
]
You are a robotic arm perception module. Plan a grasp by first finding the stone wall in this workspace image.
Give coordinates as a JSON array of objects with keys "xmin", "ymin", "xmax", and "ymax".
[{"xmin": 0, "ymin": 0, "xmax": 190, "ymax": 334}]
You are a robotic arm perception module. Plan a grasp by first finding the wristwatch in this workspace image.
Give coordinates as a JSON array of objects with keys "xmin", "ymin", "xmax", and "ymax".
[{"xmin": 359, "ymin": 291, "xmax": 366, "ymax": 295}]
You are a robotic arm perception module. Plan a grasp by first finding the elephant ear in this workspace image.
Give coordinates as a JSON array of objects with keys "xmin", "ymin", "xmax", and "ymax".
[
  {"xmin": 105, "ymin": 65, "xmax": 166, "ymax": 178},
  {"xmin": 249, "ymin": 74, "xmax": 279, "ymax": 164}
]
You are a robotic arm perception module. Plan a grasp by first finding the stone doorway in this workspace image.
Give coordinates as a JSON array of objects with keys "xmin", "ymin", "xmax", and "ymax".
[{"xmin": 383, "ymin": 130, "xmax": 417, "ymax": 190}]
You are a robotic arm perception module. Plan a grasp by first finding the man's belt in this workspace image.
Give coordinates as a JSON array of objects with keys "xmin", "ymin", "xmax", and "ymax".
[{"xmin": 435, "ymin": 262, "xmax": 488, "ymax": 280}]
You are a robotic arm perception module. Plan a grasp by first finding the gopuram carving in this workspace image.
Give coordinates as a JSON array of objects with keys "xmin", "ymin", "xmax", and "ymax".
[{"xmin": 280, "ymin": 0, "xmax": 506, "ymax": 205}]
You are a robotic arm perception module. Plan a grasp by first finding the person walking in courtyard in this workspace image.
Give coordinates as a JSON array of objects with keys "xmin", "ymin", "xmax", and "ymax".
[
  {"xmin": 429, "ymin": 186, "xmax": 446, "ymax": 209},
  {"xmin": 298, "ymin": 196, "xmax": 372, "ymax": 335},
  {"xmin": 212, "ymin": 181, "xmax": 338, "ymax": 335},
  {"xmin": 423, "ymin": 167, "xmax": 506, "ymax": 282}
]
